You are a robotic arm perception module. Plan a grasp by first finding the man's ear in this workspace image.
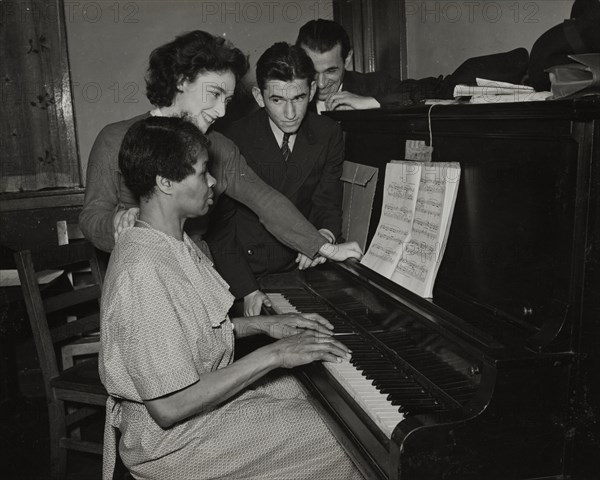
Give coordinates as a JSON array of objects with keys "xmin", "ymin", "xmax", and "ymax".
[
  {"xmin": 309, "ymin": 80, "xmax": 317, "ymax": 102},
  {"xmin": 156, "ymin": 175, "xmax": 173, "ymax": 195},
  {"xmin": 344, "ymin": 49, "xmax": 354, "ymax": 70},
  {"xmin": 252, "ymin": 86, "xmax": 265, "ymax": 108},
  {"xmin": 176, "ymin": 75, "xmax": 187, "ymax": 95}
]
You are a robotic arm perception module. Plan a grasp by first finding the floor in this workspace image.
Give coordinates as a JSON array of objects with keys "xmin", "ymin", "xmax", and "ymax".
[{"xmin": 0, "ymin": 338, "xmax": 103, "ymax": 480}]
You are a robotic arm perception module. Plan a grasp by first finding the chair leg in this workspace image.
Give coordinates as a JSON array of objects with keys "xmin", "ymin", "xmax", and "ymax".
[{"xmin": 48, "ymin": 399, "xmax": 67, "ymax": 480}]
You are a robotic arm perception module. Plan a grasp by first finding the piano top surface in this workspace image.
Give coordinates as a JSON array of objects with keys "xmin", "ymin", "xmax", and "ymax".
[{"xmin": 326, "ymin": 97, "xmax": 600, "ymax": 123}]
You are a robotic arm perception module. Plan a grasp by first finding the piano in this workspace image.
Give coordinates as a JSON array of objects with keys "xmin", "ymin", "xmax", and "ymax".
[{"xmin": 265, "ymin": 98, "xmax": 600, "ymax": 480}]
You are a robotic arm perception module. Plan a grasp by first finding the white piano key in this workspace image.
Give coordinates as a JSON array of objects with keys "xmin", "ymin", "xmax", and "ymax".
[{"xmin": 267, "ymin": 292, "xmax": 405, "ymax": 439}]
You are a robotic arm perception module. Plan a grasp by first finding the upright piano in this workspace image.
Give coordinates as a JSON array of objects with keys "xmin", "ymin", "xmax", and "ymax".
[{"xmin": 266, "ymin": 99, "xmax": 600, "ymax": 480}]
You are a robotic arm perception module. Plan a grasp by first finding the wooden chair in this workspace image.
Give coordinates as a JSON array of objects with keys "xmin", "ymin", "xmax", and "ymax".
[
  {"xmin": 56, "ymin": 220, "xmax": 101, "ymax": 369},
  {"xmin": 15, "ymin": 240, "xmax": 107, "ymax": 480}
]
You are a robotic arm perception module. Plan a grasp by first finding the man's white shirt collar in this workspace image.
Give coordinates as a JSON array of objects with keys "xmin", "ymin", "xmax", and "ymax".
[{"xmin": 268, "ymin": 117, "xmax": 296, "ymax": 151}]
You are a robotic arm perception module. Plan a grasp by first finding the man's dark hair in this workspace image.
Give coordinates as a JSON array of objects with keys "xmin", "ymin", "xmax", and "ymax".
[
  {"xmin": 146, "ymin": 30, "xmax": 248, "ymax": 107},
  {"xmin": 295, "ymin": 19, "xmax": 352, "ymax": 60},
  {"xmin": 256, "ymin": 42, "xmax": 316, "ymax": 91},
  {"xmin": 571, "ymin": 0, "xmax": 600, "ymax": 19},
  {"xmin": 119, "ymin": 116, "xmax": 210, "ymax": 200}
]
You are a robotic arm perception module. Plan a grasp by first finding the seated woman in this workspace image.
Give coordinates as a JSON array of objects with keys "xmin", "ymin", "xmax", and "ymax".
[{"xmin": 99, "ymin": 116, "xmax": 364, "ymax": 480}]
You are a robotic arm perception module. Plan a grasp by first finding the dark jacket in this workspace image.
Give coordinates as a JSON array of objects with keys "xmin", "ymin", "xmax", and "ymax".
[
  {"xmin": 206, "ymin": 108, "xmax": 344, "ymax": 298},
  {"xmin": 343, "ymin": 70, "xmax": 446, "ymax": 107}
]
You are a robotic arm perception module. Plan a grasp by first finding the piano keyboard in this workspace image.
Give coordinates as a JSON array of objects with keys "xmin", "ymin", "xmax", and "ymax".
[{"xmin": 267, "ymin": 292, "xmax": 405, "ymax": 438}]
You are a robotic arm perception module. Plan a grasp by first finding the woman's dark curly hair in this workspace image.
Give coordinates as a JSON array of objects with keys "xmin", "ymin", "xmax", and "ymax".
[
  {"xmin": 119, "ymin": 116, "xmax": 210, "ymax": 200},
  {"xmin": 146, "ymin": 30, "xmax": 249, "ymax": 107}
]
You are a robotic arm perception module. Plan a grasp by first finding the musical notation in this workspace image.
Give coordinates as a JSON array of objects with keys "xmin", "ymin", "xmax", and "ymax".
[
  {"xmin": 413, "ymin": 218, "xmax": 440, "ymax": 233},
  {"xmin": 387, "ymin": 183, "xmax": 416, "ymax": 201},
  {"xmin": 367, "ymin": 244, "xmax": 398, "ymax": 264},
  {"xmin": 384, "ymin": 204, "xmax": 413, "ymax": 223},
  {"xmin": 394, "ymin": 256, "xmax": 428, "ymax": 282},
  {"xmin": 361, "ymin": 164, "xmax": 422, "ymax": 278},
  {"xmin": 362, "ymin": 161, "xmax": 461, "ymax": 298}
]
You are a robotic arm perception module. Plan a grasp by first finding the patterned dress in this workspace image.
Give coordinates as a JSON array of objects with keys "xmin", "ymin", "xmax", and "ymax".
[{"xmin": 99, "ymin": 227, "xmax": 363, "ymax": 480}]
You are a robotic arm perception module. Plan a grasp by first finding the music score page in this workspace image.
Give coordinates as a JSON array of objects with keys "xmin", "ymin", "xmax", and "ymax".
[{"xmin": 361, "ymin": 161, "xmax": 460, "ymax": 298}]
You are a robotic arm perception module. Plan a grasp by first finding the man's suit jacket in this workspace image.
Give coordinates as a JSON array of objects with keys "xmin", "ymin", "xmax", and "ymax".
[
  {"xmin": 344, "ymin": 70, "xmax": 442, "ymax": 106},
  {"xmin": 206, "ymin": 108, "xmax": 344, "ymax": 298}
]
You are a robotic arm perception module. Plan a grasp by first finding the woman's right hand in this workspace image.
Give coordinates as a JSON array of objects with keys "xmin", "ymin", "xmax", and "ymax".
[
  {"xmin": 243, "ymin": 290, "xmax": 272, "ymax": 317},
  {"xmin": 318, "ymin": 241, "xmax": 363, "ymax": 262},
  {"xmin": 113, "ymin": 207, "xmax": 139, "ymax": 242},
  {"xmin": 270, "ymin": 331, "xmax": 351, "ymax": 368}
]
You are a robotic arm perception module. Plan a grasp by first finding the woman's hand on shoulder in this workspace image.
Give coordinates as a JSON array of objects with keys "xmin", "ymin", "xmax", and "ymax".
[{"xmin": 113, "ymin": 207, "xmax": 139, "ymax": 242}]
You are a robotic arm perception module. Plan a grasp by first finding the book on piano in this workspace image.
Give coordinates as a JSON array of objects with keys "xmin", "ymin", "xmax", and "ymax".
[{"xmin": 361, "ymin": 161, "xmax": 460, "ymax": 298}]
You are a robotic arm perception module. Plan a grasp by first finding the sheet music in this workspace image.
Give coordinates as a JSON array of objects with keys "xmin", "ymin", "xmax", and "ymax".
[
  {"xmin": 362, "ymin": 162, "xmax": 460, "ymax": 298},
  {"xmin": 360, "ymin": 162, "xmax": 420, "ymax": 277}
]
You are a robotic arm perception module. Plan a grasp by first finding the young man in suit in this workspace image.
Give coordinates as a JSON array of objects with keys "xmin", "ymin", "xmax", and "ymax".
[
  {"xmin": 296, "ymin": 19, "xmax": 445, "ymax": 112},
  {"xmin": 206, "ymin": 42, "xmax": 344, "ymax": 316}
]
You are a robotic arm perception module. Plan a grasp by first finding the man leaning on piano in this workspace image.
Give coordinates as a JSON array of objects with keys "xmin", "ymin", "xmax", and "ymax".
[{"xmin": 205, "ymin": 41, "xmax": 347, "ymax": 317}]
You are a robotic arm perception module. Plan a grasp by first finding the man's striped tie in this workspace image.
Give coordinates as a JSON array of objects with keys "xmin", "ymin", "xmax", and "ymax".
[{"xmin": 281, "ymin": 133, "xmax": 291, "ymax": 163}]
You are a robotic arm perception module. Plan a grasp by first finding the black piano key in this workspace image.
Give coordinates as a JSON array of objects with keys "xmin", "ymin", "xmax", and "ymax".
[{"xmin": 277, "ymin": 288, "xmax": 475, "ymax": 414}]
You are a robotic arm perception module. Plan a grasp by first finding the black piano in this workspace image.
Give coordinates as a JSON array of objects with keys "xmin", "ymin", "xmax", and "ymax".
[{"xmin": 266, "ymin": 98, "xmax": 600, "ymax": 480}]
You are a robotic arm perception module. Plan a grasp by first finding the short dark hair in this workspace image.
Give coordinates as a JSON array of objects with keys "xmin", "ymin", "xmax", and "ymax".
[
  {"xmin": 571, "ymin": 0, "xmax": 600, "ymax": 18},
  {"xmin": 119, "ymin": 116, "xmax": 210, "ymax": 200},
  {"xmin": 146, "ymin": 30, "xmax": 248, "ymax": 107},
  {"xmin": 256, "ymin": 42, "xmax": 316, "ymax": 91},
  {"xmin": 296, "ymin": 19, "xmax": 352, "ymax": 60}
]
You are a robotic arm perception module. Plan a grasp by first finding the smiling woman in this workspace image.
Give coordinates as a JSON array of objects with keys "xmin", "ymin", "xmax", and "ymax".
[{"xmin": 156, "ymin": 70, "xmax": 237, "ymax": 134}]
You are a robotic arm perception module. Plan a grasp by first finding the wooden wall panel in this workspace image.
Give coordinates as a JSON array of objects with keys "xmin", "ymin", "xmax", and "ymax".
[{"xmin": 333, "ymin": 0, "xmax": 407, "ymax": 79}]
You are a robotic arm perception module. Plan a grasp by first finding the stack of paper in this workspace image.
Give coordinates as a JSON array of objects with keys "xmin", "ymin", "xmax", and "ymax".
[{"xmin": 454, "ymin": 78, "xmax": 552, "ymax": 103}]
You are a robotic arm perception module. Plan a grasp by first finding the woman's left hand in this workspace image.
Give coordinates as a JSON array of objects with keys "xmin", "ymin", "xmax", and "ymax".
[{"xmin": 256, "ymin": 313, "xmax": 334, "ymax": 339}]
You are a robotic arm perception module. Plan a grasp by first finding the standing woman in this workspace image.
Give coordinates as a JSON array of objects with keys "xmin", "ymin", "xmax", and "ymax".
[{"xmin": 100, "ymin": 116, "xmax": 364, "ymax": 480}]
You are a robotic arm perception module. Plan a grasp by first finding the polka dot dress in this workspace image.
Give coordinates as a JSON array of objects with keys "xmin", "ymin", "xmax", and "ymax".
[{"xmin": 100, "ymin": 227, "xmax": 363, "ymax": 480}]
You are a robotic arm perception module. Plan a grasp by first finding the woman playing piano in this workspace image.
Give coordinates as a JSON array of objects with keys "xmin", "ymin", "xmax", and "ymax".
[{"xmin": 99, "ymin": 116, "xmax": 364, "ymax": 480}]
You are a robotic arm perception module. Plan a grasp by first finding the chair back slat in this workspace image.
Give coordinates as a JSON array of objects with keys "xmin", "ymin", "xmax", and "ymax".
[
  {"xmin": 14, "ymin": 242, "xmax": 103, "ymax": 381},
  {"xmin": 50, "ymin": 313, "xmax": 100, "ymax": 344},
  {"xmin": 15, "ymin": 250, "xmax": 61, "ymax": 394},
  {"xmin": 28, "ymin": 242, "xmax": 97, "ymax": 272},
  {"xmin": 44, "ymin": 285, "xmax": 101, "ymax": 314}
]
